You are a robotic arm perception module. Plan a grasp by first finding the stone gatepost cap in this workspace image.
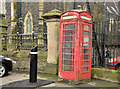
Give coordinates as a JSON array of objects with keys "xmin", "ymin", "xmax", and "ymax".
[
  {"xmin": 0, "ymin": 14, "xmax": 8, "ymax": 28},
  {"xmin": 42, "ymin": 9, "xmax": 62, "ymax": 19}
]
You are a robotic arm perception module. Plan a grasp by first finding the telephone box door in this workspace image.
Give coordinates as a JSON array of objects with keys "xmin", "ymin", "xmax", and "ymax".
[
  {"xmin": 59, "ymin": 22, "xmax": 77, "ymax": 80},
  {"xmin": 80, "ymin": 22, "xmax": 92, "ymax": 79}
]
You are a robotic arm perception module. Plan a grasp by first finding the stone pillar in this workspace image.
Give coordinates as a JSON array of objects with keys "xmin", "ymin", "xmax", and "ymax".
[
  {"xmin": 10, "ymin": 2, "xmax": 20, "ymax": 34},
  {"xmin": 0, "ymin": 26, "xmax": 1, "ymax": 55},
  {"xmin": 0, "ymin": 14, "xmax": 8, "ymax": 52},
  {"xmin": 42, "ymin": 9, "xmax": 62, "ymax": 64}
]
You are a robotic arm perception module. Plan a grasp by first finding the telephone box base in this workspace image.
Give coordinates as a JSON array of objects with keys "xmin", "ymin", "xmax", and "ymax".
[{"xmin": 58, "ymin": 77, "xmax": 91, "ymax": 85}]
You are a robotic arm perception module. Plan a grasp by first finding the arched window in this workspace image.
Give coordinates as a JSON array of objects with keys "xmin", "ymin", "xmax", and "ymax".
[{"xmin": 24, "ymin": 11, "xmax": 33, "ymax": 34}]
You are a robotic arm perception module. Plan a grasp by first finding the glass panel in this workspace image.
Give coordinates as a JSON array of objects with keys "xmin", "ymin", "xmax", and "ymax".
[
  {"xmin": 83, "ymin": 31, "xmax": 89, "ymax": 36},
  {"xmin": 63, "ymin": 36, "xmax": 75, "ymax": 41},
  {"xmin": 64, "ymin": 60, "xmax": 72, "ymax": 65},
  {"xmin": 63, "ymin": 24, "xmax": 75, "ymax": 29},
  {"xmin": 84, "ymin": 49, "xmax": 89, "ymax": 54},
  {"xmin": 63, "ymin": 15, "xmax": 77, "ymax": 20},
  {"xmin": 84, "ymin": 43, "xmax": 89, "ymax": 48},
  {"xmin": 84, "ymin": 37, "xmax": 89, "ymax": 42},
  {"xmin": 83, "ymin": 61, "xmax": 89, "ymax": 66},
  {"xmin": 64, "ymin": 66, "xmax": 72, "ymax": 71},
  {"xmin": 62, "ymin": 42, "xmax": 72, "ymax": 47},
  {"xmin": 81, "ymin": 15, "xmax": 91, "ymax": 21},
  {"xmin": 64, "ymin": 48, "xmax": 72, "ymax": 53},
  {"xmin": 64, "ymin": 54, "xmax": 72, "ymax": 59},
  {"xmin": 63, "ymin": 30, "xmax": 75, "ymax": 35},
  {"xmin": 30, "ymin": 19, "xmax": 32, "ymax": 32},
  {"xmin": 65, "ymin": 36, "xmax": 72, "ymax": 41},
  {"xmin": 26, "ymin": 20, "xmax": 28, "ymax": 32},
  {"xmin": 84, "ymin": 55, "xmax": 89, "ymax": 60},
  {"xmin": 62, "ymin": 23, "xmax": 75, "ymax": 72},
  {"xmin": 82, "ymin": 67, "xmax": 89, "ymax": 72},
  {"xmin": 83, "ymin": 25, "xmax": 90, "ymax": 30}
]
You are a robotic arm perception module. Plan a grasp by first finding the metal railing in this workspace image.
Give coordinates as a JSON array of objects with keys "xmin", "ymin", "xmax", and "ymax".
[
  {"xmin": 92, "ymin": 15, "xmax": 120, "ymax": 69},
  {"xmin": 3, "ymin": 32, "xmax": 47, "ymax": 51}
]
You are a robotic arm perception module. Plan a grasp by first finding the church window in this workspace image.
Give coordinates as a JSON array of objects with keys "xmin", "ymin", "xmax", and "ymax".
[{"xmin": 24, "ymin": 11, "xmax": 33, "ymax": 34}]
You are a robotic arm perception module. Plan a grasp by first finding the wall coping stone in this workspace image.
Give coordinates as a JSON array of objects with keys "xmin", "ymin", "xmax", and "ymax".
[
  {"xmin": 46, "ymin": 18, "xmax": 60, "ymax": 22},
  {"xmin": 42, "ymin": 9, "xmax": 62, "ymax": 19},
  {"xmin": 91, "ymin": 68, "xmax": 120, "ymax": 83}
]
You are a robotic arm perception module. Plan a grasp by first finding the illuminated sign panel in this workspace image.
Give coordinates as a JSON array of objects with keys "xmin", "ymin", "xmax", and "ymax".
[
  {"xmin": 63, "ymin": 15, "xmax": 77, "ymax": 20},
  {"xmin": 81, "ymin": 15, "xmax": 91, "ymax": 21}
]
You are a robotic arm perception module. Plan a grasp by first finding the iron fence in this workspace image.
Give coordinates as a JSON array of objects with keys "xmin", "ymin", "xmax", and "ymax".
[
  {"xmin": 92, "ymin": 13, "xmax": 120, "ymax": 69},
  {"xmin": 4, "ymin": 32, "xmax": 47, "ymax": 51}
]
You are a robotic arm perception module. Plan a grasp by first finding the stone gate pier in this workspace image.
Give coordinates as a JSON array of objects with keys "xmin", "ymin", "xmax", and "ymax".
[{"xmin": 43, "ymin": 9, "xmax": 62, "ymax": 64}]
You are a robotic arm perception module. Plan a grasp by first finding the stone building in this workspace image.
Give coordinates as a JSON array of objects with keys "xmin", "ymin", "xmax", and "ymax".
[
  {"xmin": 1, "ymin": 1, "xmax": 119, "ymax": 34},
  {"xmin": 0, "ymin": 1, "xmax": 43, "ymax": 34},
  {"xmin": 0, "ymin": 1, "xmax": 88, "ymax": 34}
]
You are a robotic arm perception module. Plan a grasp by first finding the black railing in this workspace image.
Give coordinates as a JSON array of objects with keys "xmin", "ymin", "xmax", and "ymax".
[
  {"xmin": 4, "ymin": 32, "xmax": 47, "ymax": 51},
  {"xmin": 92, "ymin": 14, "xmax": 120, "ymax": 69}
]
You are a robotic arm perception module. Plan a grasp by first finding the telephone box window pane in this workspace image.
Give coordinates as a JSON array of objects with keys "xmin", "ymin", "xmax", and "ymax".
[
  {"xmin": 64, "ymin": 36, "xmax": 73, "ymax": 41},
  {"xmin": 84, "ymin": 49, "xmax": 89, "ymax": 54},
  {"xmin": 84, "ymin": 43, "xmax": 89, "ymax": 48},
  {"xmin": 83, "ymin": 61, "xmax": 89, "ymax": 66},
  {"xmin": 64, "ymin": 60, "xmax": 72, "ymax": 65},
  {"xmin": 63, "ymin": 24, "xmax": 75, "ymax": 29},
  {"xmin": 84, "ymin": 37, "xmax": 89, "ymax": 42},
  {"xmin": 64, "ymin": 66, "xmax": 72, "ymax": 71},
  {"xmin": 63, "ymin": 30, "xmax": 75, "ymax": 35},
  {"xmin": 83, "ymin": 25, "xmax": 90, "ymax": 30},
  {"xmin": 83, "ymin": 31, "xmax": 89, "ymax": 36},
  {"xmin": 64, "ymin": 48, "xmax": 72, "ymax": 53},
  {"xmin": 84, "ymin": 55, "xmax": 89, "ymax": 60},
  {"xmin": 64, "ymin": 54, "xmax": 72, "ymax": 59},
  {"xmin": 82, "ymin": 67, "xmax": 89, "ymax": 72},
  {"xmin": 63, "ymin": 42, "xmax": 72, "ymax": 47},
  {"xmin": 63, "ymin": 36, "xmax": 75, "ymax": 41}
]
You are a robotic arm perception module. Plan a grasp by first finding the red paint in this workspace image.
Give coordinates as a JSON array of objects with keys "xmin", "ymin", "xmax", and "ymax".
[
  {"xmin": 108, "ymin": 66, "xmax": 115, "ymax": 70},
  {"xmin": 107, "ymin": 56, "xmax": 120, "ymax": 70},
  {"xmin": 59, "ymin": 10, "xmax": 92, "ymax": 82}
]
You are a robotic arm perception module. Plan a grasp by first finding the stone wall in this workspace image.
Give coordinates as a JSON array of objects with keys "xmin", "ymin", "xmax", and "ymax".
[
  {"xmin": 43, "ymin": 2, "xmax": 64, "ymax": 14},
  {"xmin": 2, "ymin": 50, "xmax": 58, "ymax": 75},
  {"xmin": 91, "ymin": 68, "xmax": 120, "ymax": 83},
  {"xmin": 5, "ymin": 2, "xmax": 42, "ymax": 34},
  {"xmin": 21, "ymin": 2, "xmax": 40, "ymax": 33}
]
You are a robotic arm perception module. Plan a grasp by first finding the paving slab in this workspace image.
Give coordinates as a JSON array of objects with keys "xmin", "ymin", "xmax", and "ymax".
[
  {"xmin": 0, "ymin": 71, "xmax": 119, "ymax": 88},
  {"xmin": 2, "ymin": 79, "xmax": 55, "ymax": 88}
]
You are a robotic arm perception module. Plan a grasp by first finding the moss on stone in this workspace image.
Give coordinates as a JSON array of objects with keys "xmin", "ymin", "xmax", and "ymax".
[
  {"xmin": 37, "ymin": 72, "xmax": 58, "ymax": 80},
  {"xmin": 91, "ymin": 68, "xmax": 119, "ymax": 83},
  {"xmin": 38, "ymin": 51, "xmax": 47, "ymax": 61},
  {"xmin": 43, "ymin": 63, "xmax": 57, "ymax": 75},
  {"xmin": 42, "ymin": 9, "xmax": 62, "ymax": 18},
  {"xmin": 16, "ymin": 50, "xmax": 29, "ymax": 58}
]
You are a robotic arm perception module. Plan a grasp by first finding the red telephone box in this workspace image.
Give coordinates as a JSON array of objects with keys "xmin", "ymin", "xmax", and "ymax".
[{"xmin": 59, "ymin": 10, "xmax": 92, "ymax": 83}]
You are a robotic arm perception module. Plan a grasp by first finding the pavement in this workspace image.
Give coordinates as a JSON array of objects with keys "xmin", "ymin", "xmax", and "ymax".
[{"xmin": 0, "ymin": 71, "xmax": 119, "ymax": 88}]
